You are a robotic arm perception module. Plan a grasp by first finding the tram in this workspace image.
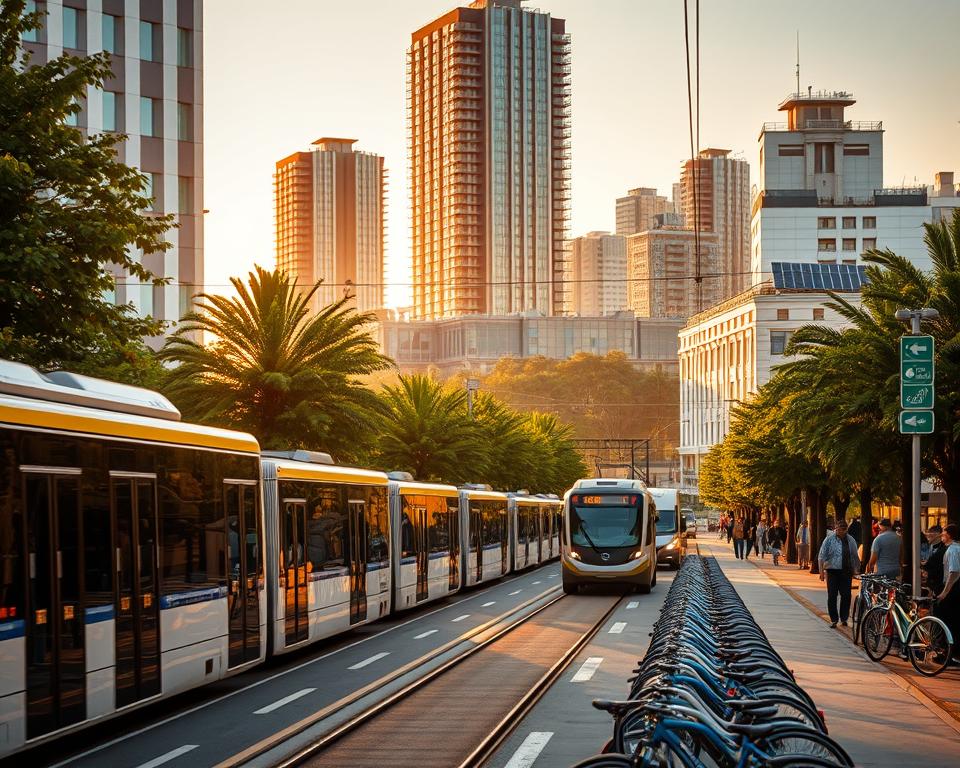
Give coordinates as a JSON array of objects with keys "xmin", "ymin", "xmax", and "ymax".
[
  {"xmin": 649, "ymin": 487, "xmax": 687, "ymax": 569},
  {"xmin": 508, "ymin": 492, "xmax": 563, "ymax": 572},
  {"xmin": 561, "ymin": 478, "xmax": 657, "ymax": 594}
]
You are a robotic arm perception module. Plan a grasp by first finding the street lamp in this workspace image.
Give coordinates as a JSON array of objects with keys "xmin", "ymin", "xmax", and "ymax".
[
  {"xmin": 894, "ymin": 307, "xmax": 939, "ymax": 596},
  {"xmin": 466, "ymin": 378, "xmax": 480, "ymax": 419}
]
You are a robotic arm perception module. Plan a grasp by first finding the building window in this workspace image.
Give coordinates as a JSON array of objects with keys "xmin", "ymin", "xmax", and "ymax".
[
  {"xmin": 64, "ymin": 96, "xmax": 81, "ymax": 126},
  {"xmin": 177, "ymin": 27, "xmax": 192, "ymax": 67},
  {"xmin": 140, "ymin": 20, "xmax": 157, "ymax": 62},
  {"xmin": 844, "ymin": 144, "xmax": 870, "ymax": 156},
  {"xmin": 177, "ymin": 103, "xmax": 192, "ymax": 141},
  {"xmin": 813, "ymin": 308, "xmax": 825, "ymax": 321},
  {"xmin": 817, "ymin": 217, "xmax": 836, "ymax": 229},
  {"xmin": 140, "ymin": 96, "xmax": 157, "ymax": 136},
  {"xmin": 842, "ymin": 216, "xmax": 856, "ymax": 229},
  {"xmin": 778, "ymin": 144, "xmax": 804, "ymax": 157},
  {"xmin": 770, "ymin": 331, "xmax": 792, "ymax": 356},
  {"xmin": 144, "ymin": 172, "xmax": 161, "ymax": 211},
  {"xmin": 777, "ymin": 309, "xmax": 789, "ymax": 321},
  {"xmin": 102, "ymin": 90, "xmax": 119, "ymax": 132},
  {"xmin": 102, "ymin": 14, "xmax": 121, "ymax": 54},
  {"xmin": 842, "ymin": 238, "xmax": 857, "ymax": 251},
  {"xmin": 178, "ymin": 176, "xmax": 193, "ymax": 214},
  {"xmin": 814, "ymin": 142, "xmax": 835, "ymax": 173},
  {"xmin": 817, "ymin": 238, "xmax": 837, "ymax": 252},
  {"xmin": 862, "ymin": 237, "xmax": 877, "ymax": 252},
  {"xmin": 62, "ymin": 6, "xmax": 80, "ymax": 49},
  {"xmin": 863, "ymin": 216, "xmax": 876, "ymax": 229},
  {"xmin": 22, "ymin": 1, "xmax": 41, "ymax": 43}
]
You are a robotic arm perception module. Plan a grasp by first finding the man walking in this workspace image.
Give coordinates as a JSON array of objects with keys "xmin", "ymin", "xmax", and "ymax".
[
  {"xmin": 796, "ymin": 518, "xmax": 811, "ymax": 569},
  {"xmin": 817, "ymin": 518, "xmax": 860, "ymax": 628},
  {"xmin": 767, "ymin": 518, "xmax": 786, "ymax": 566},
  {"xmin": 756, "ymin": 518, "xmax": 768, "ymax": 559},
  {"xmin": 867, "ymin": 519, "xmax": 901, "ymax": 580},
  {"xmin": 934, "ymin": 524, "xmax": 960, "ymax": 660},
  {"xmin": 732, "ymin": 516, "xmax": 746, "ymax": 559}
]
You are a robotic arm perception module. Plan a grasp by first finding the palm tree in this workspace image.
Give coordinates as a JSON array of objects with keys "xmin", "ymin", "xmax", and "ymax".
[
  {"xmin": 522, "ymin": 411, "xmax": 587, "ymax": 495},
  {"xmin": 371, "ymin": 374, "xmax": 485, "ymax": 483},
  {"xmin": 159, "ymin": 266, "xmax": 390, "ymax": 459}
]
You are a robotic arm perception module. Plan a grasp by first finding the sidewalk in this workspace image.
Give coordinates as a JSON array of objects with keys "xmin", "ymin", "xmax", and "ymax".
[{"xmin": 699, "ymin": 540, "xmax": 960, "ymax": 768}]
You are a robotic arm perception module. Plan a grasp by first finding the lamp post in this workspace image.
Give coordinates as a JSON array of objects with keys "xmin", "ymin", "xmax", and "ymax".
[
  {"xmin": 466, "ymin": 378, "xmax": 480, "ymax": 419},
  {"xmin": 894, "ymin": 307, "xmax": 939, "ymax": 596}
]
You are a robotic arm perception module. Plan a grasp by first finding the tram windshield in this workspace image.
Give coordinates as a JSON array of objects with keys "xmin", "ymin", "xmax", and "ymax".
[{"xmin": 570, "ymin": 495, "xmax": 642, "ymax": 548}]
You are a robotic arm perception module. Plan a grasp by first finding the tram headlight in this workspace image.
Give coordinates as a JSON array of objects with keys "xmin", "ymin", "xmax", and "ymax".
[
  {"xmin": 567, "ymin": 550, "xmax": 581, "ymax": 560},
  {"xmin": 629, "ymin": 550, "xmax": 646, "ymax": 560},
  {"xmin": 665, "ymin": 538, "xmax": 679, "ymax": 550}
]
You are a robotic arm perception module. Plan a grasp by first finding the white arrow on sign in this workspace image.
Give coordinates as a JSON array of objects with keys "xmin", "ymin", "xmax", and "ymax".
[
  {"xmin": 908, "ymin": 342, "xmax": 929, "ymax": 355},
  {"xmin": 905, "ymin": 414, "xmax": 921, "ymax": 426}
]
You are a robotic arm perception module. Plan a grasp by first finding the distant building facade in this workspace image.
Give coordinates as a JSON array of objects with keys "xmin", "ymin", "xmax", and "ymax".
[
  {"xmin": 21, "ymin": 0, "xmax": 205, "ymax": 342},
  {"xmin": 376, "ymin": 312, "xmax": 683, "ymax": 376},
  {"xmin": 408, "ymin": 0, "xmax": 571, "ymax": 318},
  {"xmin": 274, "ymin": 138, "xmax": 386, "ymax": 313},
  {"xmin": 615, "ymin": 187, "xmax": 674, "ymax": 236},
  {"xmin": 570, "ymin": 232, "xmax": 628, "ymax": 315},
  {"xmin": 626, "ymin": 226, "xmax": 719, "ymax": 318},
  {"xmin": 679, "ymin": 149, "xmax": 750, "ymax": 299}
]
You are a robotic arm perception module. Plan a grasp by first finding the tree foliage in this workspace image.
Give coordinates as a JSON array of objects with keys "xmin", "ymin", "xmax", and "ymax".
[
  {"xmin": 0, "ymin": 1, "xmax": 171, "ymax": 374},
  {"xmin": 159, "ymin": 267, "xmax": 391, "ymax": 460}
]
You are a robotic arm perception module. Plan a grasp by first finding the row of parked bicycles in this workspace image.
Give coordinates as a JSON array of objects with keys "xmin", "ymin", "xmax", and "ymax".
[
  {"xmin": 573, "ymin": 555, "xmax": 854, "ymax": 767},
  {"xmin": 852, "ymin": 572, "xmax": 954, "ymax": 676}
]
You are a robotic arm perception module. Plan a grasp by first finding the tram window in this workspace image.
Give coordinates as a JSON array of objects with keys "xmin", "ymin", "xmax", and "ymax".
[
  {"xmin": 0, "ymin": 435, "xmax": 24, "ymax": 622},
  {"xmin": 83, "ymin": 475, "xmax": 113, "ymax": 605},
  {"xmin": 305, "ymin": 484, "xmax": 346, "ymax": 571},
  {"xmin": 429, "ymin": 497, "xmax": 449, "ymax": 553},
  {"xmin": 399, "ymin": 507, "xmax": 415, "ymax": 558},
  {"xmin": 367, "ymin": 488, "xmax": 389, "ymax": 564}
]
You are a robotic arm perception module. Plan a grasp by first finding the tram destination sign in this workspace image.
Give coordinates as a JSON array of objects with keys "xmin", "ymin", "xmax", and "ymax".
[{"xmin": 900, "ymin": 335, "xmax": 935, "ymax": 410}]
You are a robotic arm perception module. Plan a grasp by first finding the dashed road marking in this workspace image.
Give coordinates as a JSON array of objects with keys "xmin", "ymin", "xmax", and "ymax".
[
  {"xmin": 504, "ymin": 731, "xmax": 554, "ymax": 767},
  {"xmin": 533, "ymin": 580, "xmax": 541, "ymax": 584},
  {"xmin": 254, "ymin": 688, "xmax": 315, "ymax": 714},
  {"xmin": 509, "ymin": 589, "xmax": 522, "ymax": 595},
  {"xmin": 608, "ymin": 622, "xmax": 627, "ymax": 634},
  {"xmin": 451, "ymin": 614, "xmax": 470, "ymax": 622},
  {"xmin": 482, "ymin": 601, "xmax": 496, "ymax": 607},
  {"xmin": 626, "ymin": 601, "xmax": 639, "ymax": 609},
  {"xmin": 135, "ymin": 745, "xmax": 199, "ymax": 768},
  {"xmin": 571, "ymin": 656, "xmax": 604, "ymax": 683},
  {"xmin": 414, "ymin": 629, "xmax": 438, "ymax": 639},
  {"xmin": 348, "ymin": 652, "xmax": 390, "ymax": 670}
]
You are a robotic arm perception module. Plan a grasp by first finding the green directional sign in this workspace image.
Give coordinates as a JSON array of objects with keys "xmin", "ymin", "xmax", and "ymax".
[
  {"xmin": 901, "ymin": 335, "xmax": 936, "ymax": 410},
  {"xmin": 900, "ymin": 410, "xmax": 934, "ymax": 434}
]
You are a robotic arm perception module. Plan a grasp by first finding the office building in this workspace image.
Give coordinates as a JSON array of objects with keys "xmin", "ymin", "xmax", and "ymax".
[
  {"xmin": 679, "ymin": 148, "xmax": 750, "ymax": 299},
  {"xmin": 408, "ymin": 0, "xmax": 571, "ymax": 319},
  {"xmin": 615, "ymin": 187, "xmax": 673, "ymax": 236},
  {"xmin": 274, "ymin": 138, "xmax": 386, "ymax": 313},
  {"xmin": 21, "ymin": 0, "xmax": 204, "ymax": 341},
  {"xmin": 626, "ymin": 224, "xmax": 719, "ymax": 318},
  {"xmin": 570, "ymin": 232, "xmax": 627, "ymax": 316}
]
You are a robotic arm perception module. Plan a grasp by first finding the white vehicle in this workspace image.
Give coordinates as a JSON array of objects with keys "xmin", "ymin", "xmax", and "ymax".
[{"xmin": 649, "ymin": 488, "xmax": 687, "ymax": 568}]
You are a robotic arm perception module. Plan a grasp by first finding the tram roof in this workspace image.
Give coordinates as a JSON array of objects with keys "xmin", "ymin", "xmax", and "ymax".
[
  {"xmin": 461, "ymin": 489, "xmax": 508, "ymax": 501},
  {"xmin": 393, "ymin": 481, "xmax": 460, "ymax": 498},
  {"xmin": 270, "ymin": 458, "xmax": 389, "ymax": 486}
]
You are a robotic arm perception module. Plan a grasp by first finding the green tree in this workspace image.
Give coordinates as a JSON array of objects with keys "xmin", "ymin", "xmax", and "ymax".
[
  {"xmin": 522, "ymin": 411, "xmax": 588, "ymax": 495},
  {"xmin": 159, "ymin": 266, "xmax": 390, "ymax": 459},
  {"xmin": 370, "ymin": 374, "xmax": 485, "ymax": 483},
  {"xmin": 0, "ymin": 1, "xmax": 171, "ymax": 374}
]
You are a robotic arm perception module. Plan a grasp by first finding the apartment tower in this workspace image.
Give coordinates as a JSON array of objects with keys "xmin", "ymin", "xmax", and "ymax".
[
  {"xmin": 615, "ymin": 187, "xmax": 673, "ymax": 236},
  {"xmin": 679, "ymin": 148, "xmax": 750, "ymax": 300},
  {"xmin": 569, "ymin": 232, "xmax": 627, "ymax": 316},
  {"xmin": 408, "ymin": 0, "xmax": 572, "ymax": 319},
  {"xmin": 274, "ymin": 138, "xmax": 386, "ymax": 313},
  {"xmin": 21, "ymin": 0, "xmax": 204, "ymax": 342}
]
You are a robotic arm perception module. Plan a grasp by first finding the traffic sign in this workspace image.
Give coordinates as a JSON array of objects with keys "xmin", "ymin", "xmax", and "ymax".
[
  {"xmin": 900, "ymin": 335, "xmax": 935, "ymax": 409},
  {"xmin": 900, "ymin": 335, "xmax": 934, "ymax": 363},
  {"xmin": 899, "ymin": 410, "xmax": 934, "ymax": 434},
  {"xmin": 901, "ymin": 383, "xmax": 934, "ymax": 409}
]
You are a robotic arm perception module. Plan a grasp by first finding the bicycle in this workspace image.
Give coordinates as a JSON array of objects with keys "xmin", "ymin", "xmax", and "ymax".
[
  {"xmin": 861, "ymin": 584, "xmax": 954, "ymax": 676},
  {"xmin": 851, "ymin": 574, "xmax": 895, "ymax": 646}
]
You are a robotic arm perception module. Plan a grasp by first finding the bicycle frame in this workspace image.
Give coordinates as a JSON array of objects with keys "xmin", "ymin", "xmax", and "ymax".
[{"xmin": 645, "ymin": 715, "xmax": 783, "ymax": 768}]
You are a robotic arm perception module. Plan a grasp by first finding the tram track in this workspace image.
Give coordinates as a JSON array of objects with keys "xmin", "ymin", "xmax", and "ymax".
[{"xmin": 270, "ymin": 593, "xmax": 622, "ymax": 768}]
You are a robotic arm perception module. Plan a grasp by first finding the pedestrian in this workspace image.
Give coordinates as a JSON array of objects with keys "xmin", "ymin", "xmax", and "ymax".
[
  {"xmin": 867, "ymin": 519, "xmax": 901, "ymax": 580},
  {"xmin": 767, "ymin": 519, "xmax": 785, "ymax": 566},
  {"xmin": 718, "ymin": 513, "xmax": 728, "ymax": 540},
  {"xmin": 923, "ymin": 525, "xmax": 946, "ymax": 595},
  {"xmin": 871, "ymin": 517, "xmax": 880, "ymax": 538},
  {"xmin": 732, "ymin": 515, "xmax": 746, "ymax": 559},
  {"xmin": 796, "ymin": 518, "xmax": 811, "ymax": 569},
  {"xmin": 934, "ymin": 524, "xmax": 960, "ymax": 660},
  {"xmin": 847, "ymin": 517, "xmax": 862, "ymax": 546},
  {"xmin": 756, "ymin": 518, "xmax": 768, "ymax": 559},
  {"xmin": 745, "ymin": 520, "xmax": 756, "ymax": 558},
  {"xmin": 817, "ymin": 518, "xmax": 860, "ymax": 628},
  {"xmin": 726, "ymin": 516, "xmax": 734, "ymax": 543}
]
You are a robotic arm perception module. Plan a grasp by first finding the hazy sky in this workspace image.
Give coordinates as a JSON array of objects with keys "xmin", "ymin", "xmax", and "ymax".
[{"xmin": 204, "ymin": 0, "xmax": 960, "ymax": 307}]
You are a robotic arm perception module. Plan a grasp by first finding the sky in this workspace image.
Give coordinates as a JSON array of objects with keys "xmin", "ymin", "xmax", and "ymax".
[{"xmin": 203, "ymin": 0, "xmax": 960, "ymax": 307}]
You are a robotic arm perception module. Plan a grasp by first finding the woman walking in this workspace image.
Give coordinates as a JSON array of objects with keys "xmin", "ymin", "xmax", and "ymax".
[{"xmin": 755, "ymin": 518, "xmax": 768, "ymax": 559}]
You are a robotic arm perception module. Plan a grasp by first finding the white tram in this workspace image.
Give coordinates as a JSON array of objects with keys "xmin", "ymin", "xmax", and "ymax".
[{"xmin": 508, "ymin": 492, "xmax": 563, "ymax": 572}]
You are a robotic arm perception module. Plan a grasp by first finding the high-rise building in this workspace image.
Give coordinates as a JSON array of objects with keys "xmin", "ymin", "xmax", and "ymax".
[
  {"xmin": 672, "ymin": 182, "xmax": 683, "ymax": 217},
  {"xmin": 569, "ymin": 232, "xmax": 627, "ymax": 316},
  {"xmin": 20, "ymin": 0, "xmax": 205, "ymax": 343},
  {"xmin": 408, "ymin": 0, "xmax": 571, "ymax": 319},
  {"xmin": 274, "ymin": 138, "xmax": 386, "ymax": 313},
  {"xmin": 615, "ymin": 187, "xmax": 673, "ymax": 236},
  {"xmin": 626, "ymin": 224, "xmax": 719, "ymax": 318},
  {"xmin": 679, "ymin": 149, "xmax": 750, "ymax": 300}
]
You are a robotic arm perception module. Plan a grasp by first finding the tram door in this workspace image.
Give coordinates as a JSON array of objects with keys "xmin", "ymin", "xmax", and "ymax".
[
  {"xmin": 348, "ymin": 500, "xmax": 368, "ymax": 624},
  {"xmin": 448, "ymin": 500, "xmax": 460, "ymax": 590},
  {"xmin": 282, "ymin": 500, "xmax": 308, "ymax": 645},
  {"xmin": 413, "ymin": 507, "xmax": 428, "ymax": 602},
  {"xmin": 536, "ymin": 506, "xmax": 544, "ymax": 563},
  {"xmin": 23, "ymin": 470, "xmax": 85, "ymax": 739},
  {"xmin": 226, "ymin": 482, "xmax": 260, "ymax": 667},
  {"xmin": 472, "ymin": 503, "xmax": 483, "ymax": 583},
  {"xmin": 112, "ymin": 474, "xmax": 160, "ymax": 710}
]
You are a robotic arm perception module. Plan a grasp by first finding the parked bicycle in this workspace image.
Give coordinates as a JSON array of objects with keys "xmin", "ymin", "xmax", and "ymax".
[{"xmin": 851, "ymin": 573, "xmax": 897, "ymax": 646}]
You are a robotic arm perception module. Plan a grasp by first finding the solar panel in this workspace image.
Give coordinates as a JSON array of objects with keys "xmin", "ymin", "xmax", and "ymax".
[{"xmin": 770, "ymin": 262, "xmax": 869, "ymax": 291}]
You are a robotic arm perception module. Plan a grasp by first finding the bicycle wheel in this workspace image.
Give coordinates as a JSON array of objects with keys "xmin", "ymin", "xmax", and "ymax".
[
  {"xmin": 861, "ymin": 607, "xmax": 893, "ymax": 662},
  {"xmin": 851, "ymin": 591, "xmax": 866, "ymax": 646},
  {"xmin": 767, "ymin": 755, "xmax": 852, "ymax": 768},
  {"xmin": 570, "ymin": 754, "xmax": 635, "ymax": 768},
  {"xmin": 762, "ymin": 728, "xmax": 854, "ymax": 767},
  {"xmin": 906, "ymin": 616, "xmax": 953, "ymax": 676},
  {"xmin": 756, "ymin": 694, "xmax": 826, "ymax": 733}
]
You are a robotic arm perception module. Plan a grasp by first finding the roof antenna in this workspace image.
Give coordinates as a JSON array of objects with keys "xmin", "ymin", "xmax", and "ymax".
[{"xmin": 795, "ymin": 30, "xmax": 800, "ymax": 97}]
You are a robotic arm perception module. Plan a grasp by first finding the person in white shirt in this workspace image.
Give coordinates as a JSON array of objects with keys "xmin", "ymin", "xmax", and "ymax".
[{"xmin": 934, "ymin": 523, "xmax": 960, "ymax": 658}]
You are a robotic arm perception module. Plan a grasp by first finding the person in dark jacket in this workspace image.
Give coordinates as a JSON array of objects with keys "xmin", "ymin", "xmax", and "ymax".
[
  {"xmin": 847, "ymin": 518, "xmax": 862, "ymax": 545},
  {"xmin": 923, "ymin": 525, "xmax": 946, "ymax": 595},
  {"xmin": 766, "ymin": 519, "xmax": 786, "ymax": 566}
]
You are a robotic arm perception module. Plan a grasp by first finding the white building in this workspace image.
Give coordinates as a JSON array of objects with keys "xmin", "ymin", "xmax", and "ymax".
[{"xmin": 570, "ymin": 232, "xmax": 628, "ymax": 316}]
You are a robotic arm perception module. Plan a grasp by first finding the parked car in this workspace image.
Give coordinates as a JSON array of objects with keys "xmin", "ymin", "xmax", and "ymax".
[{"xmin": 683, "ymin": 510, "xmax": 697, "ymax": 538}]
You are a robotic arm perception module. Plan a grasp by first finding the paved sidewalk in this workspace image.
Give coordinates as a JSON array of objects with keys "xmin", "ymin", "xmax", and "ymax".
[{"xmin": 699, "ymin": 540, "xmax": 960, "ymax": 768}]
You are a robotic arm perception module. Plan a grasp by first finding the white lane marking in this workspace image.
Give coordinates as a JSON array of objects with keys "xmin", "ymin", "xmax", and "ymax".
[
  {"xmin": 451, "ymin": 614, "xmax": 470, "ymax": 622},
  {"xmin": 533, "ymin": 580, "xmax": 541, "ymax": 584},
  {"xmin": 548, "ymin": 574, "xmax": 558, "ymax": 578},
  {"xmin": 253, "ymin": 687, "xmax": 315, "ymax": 714},
  {"xmin": 348, "ymin": 652, "xmax": 390, "ymax": 670},
  {"xmin": 482, "ymin": 601, "xmax": 496, "ymax": 607},
  {"xmin": 504, "ymin": 731, "xmax": 554, "ymax": 768},
  {"xmin": 135, "ymin": 745, "xmax": 199, "ymax": 768},
  {"xmin": 414, "ymin": 629, "xmax": 438, "ymax": 639},
  {"xmin": 626, "ymin": 601, "xmax": 639, "ymax": 610},
  {"xmin": 571, "ymin": 657, "xmax": 604, "ymax": 683},
  {"xmin": 509, "ymin": 589, "xmax": 522, "ymax": 595},
  {"xmin": 608, "ymin": 622, "xmax": 627, "ymax": 634}
]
